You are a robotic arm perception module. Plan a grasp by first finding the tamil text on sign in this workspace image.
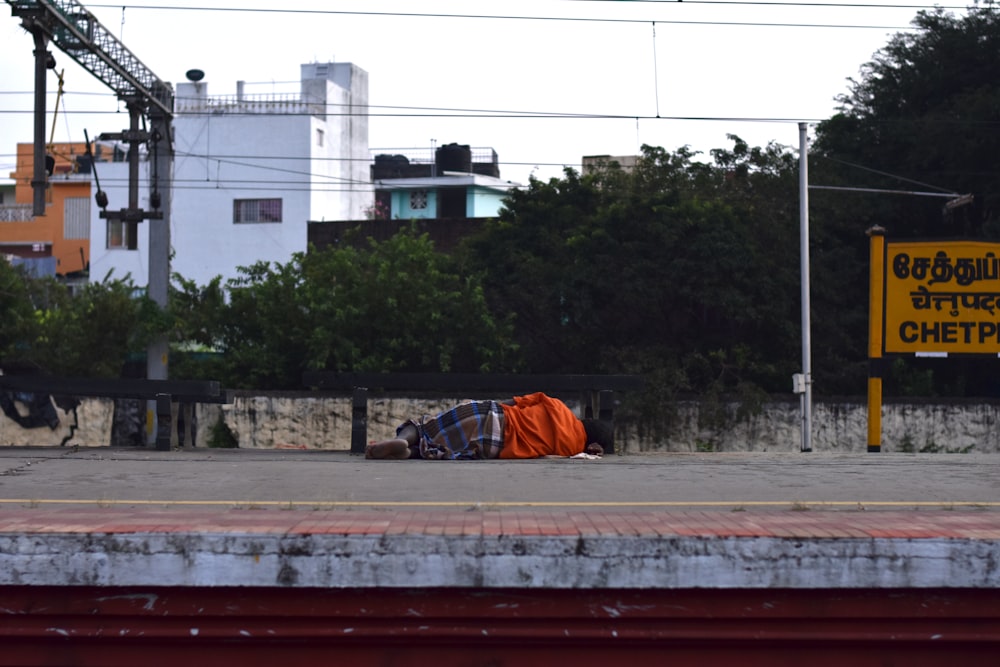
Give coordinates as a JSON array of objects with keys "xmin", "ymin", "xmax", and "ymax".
[{"xmin": 884, "ymin": 240, "xmax": 1000, "ymax": 354}]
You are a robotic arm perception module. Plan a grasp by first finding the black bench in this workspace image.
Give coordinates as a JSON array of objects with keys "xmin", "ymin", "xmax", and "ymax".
[
  {"xmin": 302, "ymin": 372, "xmax": 644, "ymax": 455},
  {"xmin": 0, "ymin": 375, "xmax": 228, "ymax": 450}
]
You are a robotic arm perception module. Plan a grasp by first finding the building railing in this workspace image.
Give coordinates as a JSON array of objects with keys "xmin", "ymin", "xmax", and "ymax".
[
  {"xmin": 174, "ymin": 92, "xmax": 325, "ymax": 116},
  {"xmin": 0, "ymin": 205, "xmax": 34, "ymax": 223},
  {"xmin": 371, "ymin": 147, "xmax": 499, "ymax": 167}
]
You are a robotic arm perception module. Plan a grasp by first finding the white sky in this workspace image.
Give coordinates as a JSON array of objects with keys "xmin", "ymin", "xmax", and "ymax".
[{"xmin": 0, "ymin": 0, "xmax": 958, "ymax": 187}]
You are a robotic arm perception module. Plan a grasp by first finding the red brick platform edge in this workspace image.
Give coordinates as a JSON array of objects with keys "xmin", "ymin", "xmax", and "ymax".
[{"xmin": 1, "ymin": 508, "xmax": 999, "ymax": 538}]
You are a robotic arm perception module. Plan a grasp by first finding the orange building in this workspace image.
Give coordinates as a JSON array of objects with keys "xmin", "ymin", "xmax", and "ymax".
[{"xmin": 3, "ymin": 142, "xmax": 93, "ymax": 276}]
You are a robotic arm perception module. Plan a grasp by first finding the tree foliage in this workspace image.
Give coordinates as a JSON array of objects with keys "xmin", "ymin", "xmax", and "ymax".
[
  {"xmin": 462, "ymin": 140, "xmax": 804, "ymax": 401},
  {"xmin": 0, "ymin": 265, "xmax": 160, "ymax": 378},
  {"xmin": 812, "ymin": 5, "xmax": 1000, "ymax": 395},
  {"xmin": 170, "ymin": 230, "xmax": 517, "ymax": 389},
  {"xmin": 814, "ymin": 6, "xmax": 1000, "ymax": 238},
  {"xmin": 0, "ymin": 261, "xmax": 38, "ymax": 364}
]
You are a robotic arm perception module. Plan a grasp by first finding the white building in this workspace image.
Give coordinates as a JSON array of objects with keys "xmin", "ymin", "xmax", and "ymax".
[{"xmin": 89, "ymin": 62, "xmax": 370, "ymax": 288}]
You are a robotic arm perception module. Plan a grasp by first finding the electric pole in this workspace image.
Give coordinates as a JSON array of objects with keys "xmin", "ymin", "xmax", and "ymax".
[{"xmin": 7, "ymin": 0, "xmax": 174, "ymax": 434}]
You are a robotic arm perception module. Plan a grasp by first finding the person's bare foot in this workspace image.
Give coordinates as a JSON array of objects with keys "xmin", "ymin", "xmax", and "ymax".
[{"xmin": 365, "ymin": 439, "xmax": 411, "ymax": 459}]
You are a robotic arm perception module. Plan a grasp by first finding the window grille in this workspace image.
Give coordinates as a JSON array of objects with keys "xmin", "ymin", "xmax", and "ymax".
[
  {"xmin": 409, "ymin": 190, "xmax": 428, "ymax": 210},
  {"xmin": 234, "ymin": 198, "xmax": 282, "ymax": 223},
  {"xmin": 64, "ymin": 197, "xmax": 90, "ymax": 240}
]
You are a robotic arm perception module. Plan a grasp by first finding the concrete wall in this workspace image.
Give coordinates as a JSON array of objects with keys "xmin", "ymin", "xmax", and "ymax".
[
  {"xmin": 469, "ymin": 186, "xmax": 508, "ymax": 217},
  {"xmin": 628, "ymin": 399, "xmax": 999, "ymax": 453},
  {"xmin": 2, "ymin": 393, "xmax": 999, "ymax": 454},
  {"xmin": 0, "ymin": 397, "xmax": 115, "ymax": 448}
]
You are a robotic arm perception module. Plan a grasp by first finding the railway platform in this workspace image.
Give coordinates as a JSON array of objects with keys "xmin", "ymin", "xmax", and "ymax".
[{"xmin": 1, "ymin": 447, "xmax": 997, "ymax": 665}]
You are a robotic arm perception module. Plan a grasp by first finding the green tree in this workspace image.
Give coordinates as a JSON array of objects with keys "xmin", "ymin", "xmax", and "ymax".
[
  {"xmin": 464, "ymin": 141, "xmax": 804, "ymax": 401},
  {"xmin": 0, "ymin": 261, "xmax": 38, "ymax": 364},
  {"xmin": 813, "ymin": 6, "xmax": 1000, "ymax": 396},
  {"xmin": 171, "ymin": 230, "xmax": 518, "ymax": 389},
  {"xmin": 0, "ymin": 265, "xmax": 161, "ymax": 378},
  {"xmin": 814, "ymin": 6, "xmax": 1000, "ymax": 238},
  {"xmin": 167, "ymin": 274, "xmax": 230, "ymax": 382},
  {"xmin": 32, "ymin": 274, "xmax": 162, "ymax": 377}
]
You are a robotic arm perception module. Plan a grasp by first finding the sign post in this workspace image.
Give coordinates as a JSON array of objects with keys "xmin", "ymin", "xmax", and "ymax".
[
  {"xmin": 866, "ymin": 227, "xmax": 886, "ymax": 452},
  {"xmin": 867, "ymin": 232, "xmax": 1000, "ymax": 451}
]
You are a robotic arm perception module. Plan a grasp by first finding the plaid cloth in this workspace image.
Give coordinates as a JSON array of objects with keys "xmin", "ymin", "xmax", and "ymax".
[{"xmin": 399, "ymin": 400, "xmax": 505, "ymax": 460}]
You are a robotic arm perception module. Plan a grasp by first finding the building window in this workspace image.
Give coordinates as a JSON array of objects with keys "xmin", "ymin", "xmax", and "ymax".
[
  {"xmin": 316, "ymin": 129, "xmax": 324, "ymax": 147},
  {"xmin": 409, "ymin": 190, "xmax": 428, "ymax": 210},
  {"xmin": 64, "ymin": 197, "xmax": 90, "ymax": 240},
  {"xmin": 107, "ymin": 220, "xmax": 125, "ymax": 249},
  {"xmin": 234, "ymin": 198, "xmax": 282, "ymax": 223}
]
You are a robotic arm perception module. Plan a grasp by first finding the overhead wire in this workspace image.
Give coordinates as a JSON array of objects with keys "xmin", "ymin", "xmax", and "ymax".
[
  {"xmin": 80, "ymin": 1, "xmax": 958, "ymax": 25},
  {"xmin": 1, "ymin": 0, "xmax": 978, "ymax": 188},
  {"xmin": 0, "ymin": 1, "xmax": 933, "ymax": 138},
  {"xmin": 81, "ymin": 4, "xmax": 922, "ymax": 30},
  {"xmin": 554, "ymin": 0, "xmax": 969, "ymax": 8}
]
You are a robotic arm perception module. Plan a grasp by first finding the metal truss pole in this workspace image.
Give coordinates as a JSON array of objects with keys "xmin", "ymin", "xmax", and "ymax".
[{"xmin": 8, "ymin": 0, "xmax": 175, "ymax": 445}]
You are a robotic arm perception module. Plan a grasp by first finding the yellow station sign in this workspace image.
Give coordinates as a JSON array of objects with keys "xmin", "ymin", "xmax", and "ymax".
[{"xmin": 884, "ymin": 240, "xmax": 1000, "ymax": 354}]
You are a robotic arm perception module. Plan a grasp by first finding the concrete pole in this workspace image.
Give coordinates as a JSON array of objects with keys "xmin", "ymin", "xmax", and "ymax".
[
  {"xmin": 799, "ymin": 122, "xmax": 813, "ymax": 452},
  {"xmin": 146, "ymin": 109, "xmax": 171, "ymax": 378},
  {"xmin": 145, "ymin": 95, "xmax": 172, "ymax": 445}
]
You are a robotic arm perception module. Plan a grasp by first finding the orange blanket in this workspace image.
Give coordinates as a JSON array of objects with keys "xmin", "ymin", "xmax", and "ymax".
[{"xmin": 499, "ymin": 392, "xmax": 586, "ymax": 459}]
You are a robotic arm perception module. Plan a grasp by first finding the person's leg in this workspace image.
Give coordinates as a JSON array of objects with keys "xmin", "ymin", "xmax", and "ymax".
[
  {"xmin": 365, "ymin": 438, "xmax": 410, "ymax": 459},
  {"xmin": 365, "ymin": 424, "xmax": 419, "ymax": 459}
]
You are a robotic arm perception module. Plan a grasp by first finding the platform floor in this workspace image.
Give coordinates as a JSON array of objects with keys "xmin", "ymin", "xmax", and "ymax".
[{"xmin": 1, "ymin": 447, "xmax": 998, "ymax": 510}]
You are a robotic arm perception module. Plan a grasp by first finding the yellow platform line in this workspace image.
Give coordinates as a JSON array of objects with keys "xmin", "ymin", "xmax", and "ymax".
[{"xmin": 0, "ymin": 499, "xmax": 999, "ymax": 509}]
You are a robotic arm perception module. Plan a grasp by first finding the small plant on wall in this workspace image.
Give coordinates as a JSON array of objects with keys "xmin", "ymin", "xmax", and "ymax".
[{"xmin": 208, "ymin": 416, "xmax": 238, "ymax": 448}]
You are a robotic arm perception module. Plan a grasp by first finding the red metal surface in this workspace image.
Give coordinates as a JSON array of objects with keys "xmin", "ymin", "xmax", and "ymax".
[{"xmin": 1, "ymin": 586, "xmax": 998, "ymax": 666}]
